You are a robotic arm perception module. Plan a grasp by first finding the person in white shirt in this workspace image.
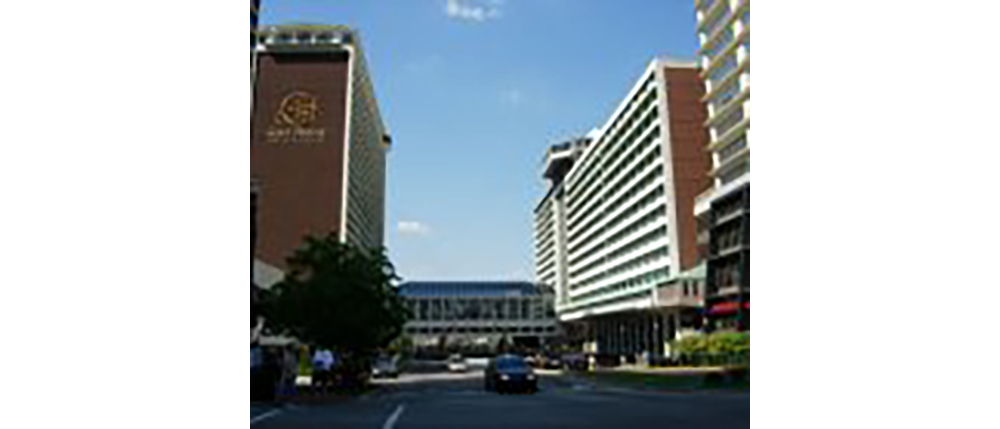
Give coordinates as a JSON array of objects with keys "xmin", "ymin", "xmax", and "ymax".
[{"xmin": 311, "ymin": 348, "xmax": 334, "ymax": 394}]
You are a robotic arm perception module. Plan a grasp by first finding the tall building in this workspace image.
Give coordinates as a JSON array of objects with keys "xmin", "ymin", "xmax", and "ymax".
[
  {"xmin": 251, "ymin": 25, "xmax": 392, "ymax": 288},
  {"xmin": 536, "ymin": 59, "xmax": 712, "ymax": 360},
  {"xmin": 535, "ymin": 136, "xmax": 591, "ymax": 310},
  {"xmin": 251, "ymin": 0, "xmax": 261, "ymax": 110},
  {"xmin": 251, "ymin": 0, "xmax": 260, "ymax": 65},
  {"xmin": 250, "ymin": 0, "xmax": 262, "ymax": 342},
  {"xmin": 693, "ymin": 0, "xmax": 749, "ymax": 332}
]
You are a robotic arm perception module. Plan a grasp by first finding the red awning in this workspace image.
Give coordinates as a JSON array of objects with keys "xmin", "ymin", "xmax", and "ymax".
[
  {"xmin": 709, "ymin": 302, "xmax": 740, "ymax": 314},
  {"xmin": 709, "ymin": 301, "xmax": 749, "ymax": 315}
]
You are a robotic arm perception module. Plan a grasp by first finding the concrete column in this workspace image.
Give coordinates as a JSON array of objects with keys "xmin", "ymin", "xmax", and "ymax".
[
  {"xmin": 616, "ymin": 319, "xmax": 623, "ymax": 355},
  {"xmin": 646, "ymin": 313, "xmax": 655, "ymax": 355},
  {"xmin": 659, "ymin": 313, "xmax": 667, "ymax": 353},
  {"xmin": 623, "ymin": 318, "xmax": 628, "ymax": 356},
  {"xmin": 674, "ymin": 312, "xmax": 682, "ymax": 342},
  {"xmin": 624, "ymin": 318, "xmax": 631, "ymax": 356},
  {"xmin": 608, "ymin": 319, "xmax": 615, "ymax": 355},
  {"xmin": 653, "ymin": 314, "xmax": 659, "ymax": 352},
  {"xmin": 596, "ymin": 320, "xmax": 604, "ymax": 354},
  {"xmin": 598, "ymin": 320, "xmax": 605, "ymax": 354},
  {"xmin": 636, "ymin": 317, "xmax": 644, "ymax": 356},
  {"xmin": 634, "ymin": 317, "xmax": 642, "ymax": 356},
  {"xmin": 617, "ymin": 319, "xmax": 625, "ymax": 356},
  {"xmin": 645, "ymin": 315, "xmax": 652, "ymax": 356},
  {"xmin": 636, "ymin": 317, "xmax": 643, "ymax": 356}
]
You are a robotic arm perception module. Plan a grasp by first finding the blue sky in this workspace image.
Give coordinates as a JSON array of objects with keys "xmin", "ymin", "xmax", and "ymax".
[{"xmin": 262, "ymin": 0, "xmax": 700, "ymax": 281}]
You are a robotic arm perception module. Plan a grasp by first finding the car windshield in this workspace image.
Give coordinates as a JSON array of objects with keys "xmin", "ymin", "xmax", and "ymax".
[{"xmin": 496, "ymin": 358, "xmax": 529, "ymax": 371}]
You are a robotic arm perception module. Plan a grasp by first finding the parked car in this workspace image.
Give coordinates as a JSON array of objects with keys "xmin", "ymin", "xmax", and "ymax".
[
  {"xmin": 447, "ymin": 355, "xmax": 469, "ymax": 373},
  {"xmin": 485, "ymin": 354, "xmax": 538, "ymax": 394},
  {"xmin": 372, "ymin": 356, "xmax": 400, "ymax": 379}
]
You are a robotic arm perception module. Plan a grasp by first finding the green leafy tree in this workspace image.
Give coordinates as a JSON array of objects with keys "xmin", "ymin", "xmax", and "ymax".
[
  {"xmin": 260, "ymin": 232, "xmax": 410, "ymax": 362},
  {"xmin": 387, "ymin": 335, "xmax": 414, "ymax": 358}
]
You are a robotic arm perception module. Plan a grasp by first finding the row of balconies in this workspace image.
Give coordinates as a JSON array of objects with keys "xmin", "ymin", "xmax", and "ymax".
[
  {"xmin": 407, "ymin": 319, "xmax": 557, "ymax": 328},
  {"xmin": 406, "ymin": 325, "xmax": 559, "ymax": 337},
  {"xmin": 565, "ymin": 112, "xmax": 661, "ymax": 233}
]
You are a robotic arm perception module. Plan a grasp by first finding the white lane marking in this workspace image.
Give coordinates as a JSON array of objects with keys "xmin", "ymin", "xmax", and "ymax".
[
  {"xmin": 250, "ymin": 409, "xmax": 283, "ymax": 426},
  {"xmin": 382, "ymin": 404, "xmax": 406, "ymax": 429}
]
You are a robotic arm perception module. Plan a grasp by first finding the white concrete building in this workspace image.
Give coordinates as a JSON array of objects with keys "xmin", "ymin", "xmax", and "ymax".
[
  {"xmin": 534, "ymin": 59, "xmax": 713, "ymax": 359},
  {"xmin": 399, "ymin": 282, "xmax": 559, "ymax": 350},
  {"xmin": 696, "ymin": 0, "xmax": 749, "ymax": 193},
  {"xmin": 534, "ymin": 137, "xmax": 591, "ymax": 310}
]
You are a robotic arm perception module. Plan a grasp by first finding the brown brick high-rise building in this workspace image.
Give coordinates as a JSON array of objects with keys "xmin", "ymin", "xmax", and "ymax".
[
  {"xmin": 250, "ymin": 0, "xmax": 262, "ymax": 339},
  {"xmin": 251, "ymin": 25, "xmax": 391, "ymax": 288}
]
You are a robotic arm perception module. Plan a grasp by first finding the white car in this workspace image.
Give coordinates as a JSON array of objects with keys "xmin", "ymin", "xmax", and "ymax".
[
  {"xmin": 447, "ymin": 355, "xmax": 469, "ymax": 373},
  {"xmin": 372, "ymin": 356, "xmax": 400, "ymax": 379}
]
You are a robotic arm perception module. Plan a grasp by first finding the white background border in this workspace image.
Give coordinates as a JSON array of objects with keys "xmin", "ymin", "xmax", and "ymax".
[{"xmin": 0, "ymin": 0, "xmax": 997, "ymax": 428}]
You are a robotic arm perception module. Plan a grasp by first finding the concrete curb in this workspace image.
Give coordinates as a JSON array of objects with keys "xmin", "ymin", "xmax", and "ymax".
[{"xmin": 600, "ymin": 386, "xmax": 750, "ymax": 397}]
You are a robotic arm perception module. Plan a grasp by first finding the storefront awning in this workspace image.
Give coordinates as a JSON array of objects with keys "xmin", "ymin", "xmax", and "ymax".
[{"xmin": 709, "ymin": 301, "xmax": 748, "ymax": 315}]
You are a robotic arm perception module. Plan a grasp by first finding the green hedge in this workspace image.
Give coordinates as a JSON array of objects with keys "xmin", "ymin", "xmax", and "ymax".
[
  {"xmin": 673, "ymin": 333, "xmax": 749, "ymax": 367},
  {"xmin": 674, "ymin": 332, "xmax": 749, "ymax": 355}
]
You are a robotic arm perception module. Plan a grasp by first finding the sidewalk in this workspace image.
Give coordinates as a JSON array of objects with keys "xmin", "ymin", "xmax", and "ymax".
[
  {"xmin": 251, "ymin": 375, "xmax": 376, "ymax": 407},
  {"xmin": 560, "ymin": 367, "xmax": 749, "ymax": 394}
]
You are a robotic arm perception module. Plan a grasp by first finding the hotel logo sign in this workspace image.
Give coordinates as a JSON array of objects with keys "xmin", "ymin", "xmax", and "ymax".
[{"xmin": 265, "ymin": 91, "xmax": 327, "ymax": 145}]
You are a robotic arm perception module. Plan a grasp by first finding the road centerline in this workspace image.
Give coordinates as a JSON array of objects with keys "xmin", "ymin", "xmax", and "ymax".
[
  {"xmin": 250, "ymin": 408, "xmax": 282, "ymax": 426},
  {"xmin": 383, "ymin": 404, "xmax": 406, "ymax": 429}
]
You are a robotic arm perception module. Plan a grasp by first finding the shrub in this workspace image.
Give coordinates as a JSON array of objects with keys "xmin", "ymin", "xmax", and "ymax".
[{"xmin": 673, "ymin": 332, "xmax": 749, "ymax": 367}]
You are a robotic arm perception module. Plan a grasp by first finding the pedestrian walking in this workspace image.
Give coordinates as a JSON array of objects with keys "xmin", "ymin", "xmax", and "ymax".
[
  {"xmin": 311, "ymin": 347, "xmax": 334, "ymax": 395},
  {"xmin": 279, "ymin": 345, "xmax": 299, "ymax": 399}
]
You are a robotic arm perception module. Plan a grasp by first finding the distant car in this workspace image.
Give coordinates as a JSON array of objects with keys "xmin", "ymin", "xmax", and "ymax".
[
  {"xmin": 485, "ymin": 355, "xmax": 538, "ymax": 394},
  {"xmin": 561, "ymin": 353, "xmax": 589, "ymax": 371},
  {"xmin": 542, "ymin": 354, "xmax": 563, "ymax": 370},
  {"xmin": 372, "ymin": 356, "xmax": 400, "ymax": 379},
  {"xmin": 447, "ymin": 355, "xmax": 468, "ymax": 373}
]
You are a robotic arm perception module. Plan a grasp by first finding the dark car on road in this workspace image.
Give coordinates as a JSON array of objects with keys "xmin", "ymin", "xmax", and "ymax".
[{"xmin": 485, "ymin": 354, "xmax": 538, "ymax": 394}]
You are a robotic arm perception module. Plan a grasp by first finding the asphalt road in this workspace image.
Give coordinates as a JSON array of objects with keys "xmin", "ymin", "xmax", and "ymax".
[{"xmin": 251, "ymin": 371, "xmax": 750, "ymax": 428}]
